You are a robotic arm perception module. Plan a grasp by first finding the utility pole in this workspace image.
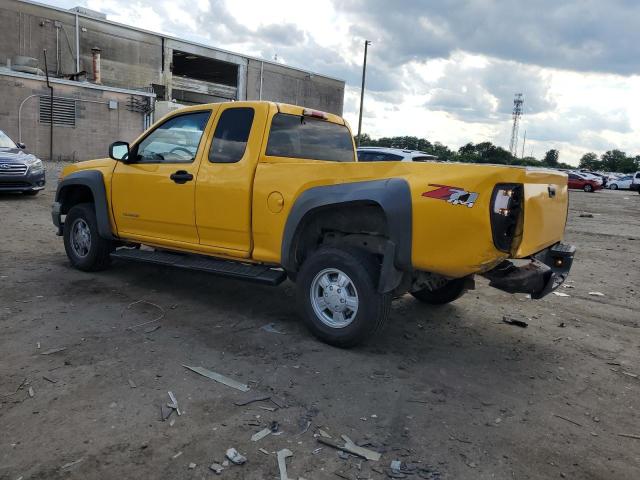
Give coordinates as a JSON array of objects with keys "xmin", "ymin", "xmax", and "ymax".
[{"xmin": 356, "ymin": 40, "xmax": 371, "ymax": 147}]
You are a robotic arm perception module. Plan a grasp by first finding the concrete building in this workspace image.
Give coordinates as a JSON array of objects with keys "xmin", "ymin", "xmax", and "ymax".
[{"xmin": 0, "ymin": 0, "xmax": 345, "ymax": 161}]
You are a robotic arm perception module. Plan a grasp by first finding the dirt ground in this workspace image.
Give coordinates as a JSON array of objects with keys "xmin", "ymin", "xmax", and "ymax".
[{"xmin": 1, "ymin": 163, "xmax": 639, "ymax": 480}]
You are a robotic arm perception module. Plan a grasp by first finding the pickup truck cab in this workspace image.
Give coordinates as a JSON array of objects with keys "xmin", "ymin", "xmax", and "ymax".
[{"xmin": 53, "ymin": 101, "xmax": 575, "ymax": 347}]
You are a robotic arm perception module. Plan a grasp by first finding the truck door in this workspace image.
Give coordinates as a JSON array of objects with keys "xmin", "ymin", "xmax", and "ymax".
[
  {"xmin": 195, "ymin": 103, "xmax": 268, "ymax": 255},
  {"xmin": 111, "ymin": 109, "xmax": 213, "ymax": 244}
]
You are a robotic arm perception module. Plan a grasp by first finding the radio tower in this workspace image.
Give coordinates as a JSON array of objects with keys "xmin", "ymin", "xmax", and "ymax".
[{"xmin": 508, "ymin": 93, "xmax": 524, "ymax": 156}]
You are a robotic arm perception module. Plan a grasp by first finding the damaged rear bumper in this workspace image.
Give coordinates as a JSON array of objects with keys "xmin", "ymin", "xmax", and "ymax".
[{"xmin": 482, "ymin": 242, "xmax": 576, "ymax": 299}]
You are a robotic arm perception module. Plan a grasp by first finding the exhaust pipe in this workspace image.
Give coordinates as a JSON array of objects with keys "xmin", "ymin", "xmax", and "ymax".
[{"xmin": 91, "ymin": 46, "xmax": 102, "ymax": 84}]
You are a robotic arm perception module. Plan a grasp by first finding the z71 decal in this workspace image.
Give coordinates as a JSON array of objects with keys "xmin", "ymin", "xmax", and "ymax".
[{"xmin": 422, "ymin": 184, "xmax": 479, "ymax": 208}]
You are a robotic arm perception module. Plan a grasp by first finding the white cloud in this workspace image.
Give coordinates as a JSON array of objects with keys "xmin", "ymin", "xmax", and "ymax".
[{"xmin": 45, "ymin": 0, "xmax": 640, "ymax": 165}]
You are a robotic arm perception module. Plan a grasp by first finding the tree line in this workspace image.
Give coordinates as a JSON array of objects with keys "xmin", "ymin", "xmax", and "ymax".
[
  {"xmin": 578, "ymin": 150, "xmax": 639, "ymax": 174},
  {"xmin": 359, "ymin": 134, "xmax": 639, "ymax": 173}
]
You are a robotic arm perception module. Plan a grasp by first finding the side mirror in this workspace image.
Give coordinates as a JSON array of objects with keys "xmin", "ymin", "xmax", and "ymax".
[
  {"xmin": 16, "ymin": 142, "xmax": 26, "ymax": 149},
  {"xmin": 109, "ymin": 141, "xmax": 130, "ymax": 161}
]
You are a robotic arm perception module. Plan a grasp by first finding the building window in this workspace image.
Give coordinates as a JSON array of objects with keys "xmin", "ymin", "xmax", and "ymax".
[{"xmin": 39, "ymin": 96, "xmax": 76, "ymax": 127}]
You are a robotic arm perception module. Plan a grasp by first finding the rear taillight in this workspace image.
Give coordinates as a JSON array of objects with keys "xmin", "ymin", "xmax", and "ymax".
[{"xmin": 490, "ymin": 183, "xmax": 523, "ymax": 253}]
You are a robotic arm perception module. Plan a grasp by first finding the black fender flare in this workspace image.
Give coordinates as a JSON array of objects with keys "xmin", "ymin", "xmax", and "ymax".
[
  {"xmin": 281, "ymin": 178, "xmax": 412, "ymax": 291},
  {"xmin": 54, "ymin": 170, "xmax": 115, "ymax": 239}
]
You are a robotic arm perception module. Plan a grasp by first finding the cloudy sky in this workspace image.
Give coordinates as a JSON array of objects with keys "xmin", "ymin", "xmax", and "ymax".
[{"xmin": 48, "ymin": 0, "xmax": 640, "ymax": 165}]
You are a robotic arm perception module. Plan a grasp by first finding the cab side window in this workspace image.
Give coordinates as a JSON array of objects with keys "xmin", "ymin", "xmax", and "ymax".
[
  {"xmin": 135, "ymin": 111, "xmax": 211, "ymax": 163},
  {"xmin": 209, "ymin": 108, "xmax": 255, "ymax": 164}
]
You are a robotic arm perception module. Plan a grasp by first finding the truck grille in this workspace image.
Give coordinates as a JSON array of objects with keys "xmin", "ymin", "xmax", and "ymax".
[{"xmin": 0, "ymin": 164, "xmax": 28, "ymax": 175}]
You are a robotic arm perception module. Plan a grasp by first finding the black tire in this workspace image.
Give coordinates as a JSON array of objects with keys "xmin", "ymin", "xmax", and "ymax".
[
  {"xmin": 609, "ymin": 184, "xmax": 618, "ymax": 190},
  {"xmin": 411, "ymin": 278, "xmax": 467, "ymax": 305},
  {"xmin": 583, "ymin": 184, "xmax": 593, "ymax": 192},
  {"xmin": 22, "ymin": 190, "xmax": 40, "ymax": 196},
  {"xmin": 296, "ymin": 247, "xmax": 391, "ymax": 348},
  {"xmin": 63, "ymin": 203, "xmax": 112, "ymax": 272}
]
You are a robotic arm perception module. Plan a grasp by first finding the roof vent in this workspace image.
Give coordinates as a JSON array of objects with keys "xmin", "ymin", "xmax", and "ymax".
[{"xmin": 69, "ymin": 6, "xmax": 107, "ymax": 19}]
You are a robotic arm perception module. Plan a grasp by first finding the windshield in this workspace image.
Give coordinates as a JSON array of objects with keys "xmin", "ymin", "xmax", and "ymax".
[{"xmin": 0, "ymin": 130, "xmax": 17, "ymax": 149}]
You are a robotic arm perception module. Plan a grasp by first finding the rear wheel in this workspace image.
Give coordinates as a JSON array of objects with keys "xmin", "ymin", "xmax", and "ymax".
[
  {"xmin": 297, "ymin": 247, "xmax": 391, "ymax": 348},
  {"xmin": 63, "ymin": 203, "xmax": 112, "ymax": 272},
  {"xmin": 609, "ymin": 184, "xmax": 618, "ymax": 190},
  {"xmin": 411, "ymin": 278, "xmax": 467, "ymax": 305},
  {"xmin": 583, "ymin": 184, "xmax": 593, "ymax": 192}
]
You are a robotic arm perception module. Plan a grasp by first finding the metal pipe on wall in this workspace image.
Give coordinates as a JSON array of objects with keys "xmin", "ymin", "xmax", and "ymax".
[
  {"xmin": 259, "ymin": 61, "xmax": 264, "ymax": 100},
  {"xmin": 43, "ymin": 49, "xmax": 53, "ymax": 161},
  {"xmin": 74, "ymin": 13, "xmax": 80, "ymax": 72}
]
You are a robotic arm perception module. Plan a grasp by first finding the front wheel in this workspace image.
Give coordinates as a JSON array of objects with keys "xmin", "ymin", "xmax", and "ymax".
[
  {"xmin": 583, "ymin": 184, "xmax": 593, "ymax": 192},
  {"xmin": 609, "ymin": 184, "xmax": 618, "ymax": 190},
  {"xmin": 411, "ymin": 278, "xmax": 467, "ymax": 305},
  {"xmin": 63, "ymin": 203, "xmax": 113, "ymax": 272},
  {"xmin": 297, "ymin": 247, "xmax": 391, "ymax": 348}
]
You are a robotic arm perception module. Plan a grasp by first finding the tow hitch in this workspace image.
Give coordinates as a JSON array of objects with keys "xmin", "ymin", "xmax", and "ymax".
[{"xmin": 482, "ymin": 242, "xmax": 576, "ymax": 299}]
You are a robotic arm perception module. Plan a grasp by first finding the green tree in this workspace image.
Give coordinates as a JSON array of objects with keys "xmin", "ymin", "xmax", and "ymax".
[
  {"xmin": 600, "ymin": 149, "xmax": 629, "ymax": 172},
  {"xmin": 543, "ymin": 149, "xmax": 559, "ymax": 167},
  {"xmin": 579, "ymin": 152, "xmax": 600, "ymax": 170}
]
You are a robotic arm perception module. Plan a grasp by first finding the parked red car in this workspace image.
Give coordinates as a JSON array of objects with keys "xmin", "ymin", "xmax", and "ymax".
[{"xmin": 567, "ymin": 172, "xmax": 602, "ymax": 192}]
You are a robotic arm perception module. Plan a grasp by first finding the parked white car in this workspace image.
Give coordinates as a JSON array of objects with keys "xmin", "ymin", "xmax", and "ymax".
[
  {"xmin": 608, "ymin": 175, "xmax": 633, "ymax": 190},
  {"xmin": 631, "ymin": 171, "xmax": 640, "ymax": 193},
  {"xmin": 357, "ymin": 147, "xmax": 438, "ymax": 162}
]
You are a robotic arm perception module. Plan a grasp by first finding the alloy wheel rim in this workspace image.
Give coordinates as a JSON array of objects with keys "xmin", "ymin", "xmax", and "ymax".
[
  {"xmin": 71, "ymin": 218, "xmax": 91, "ymax": 257},
  {"xmin": 310, "ymin": 268, "xmax": 359, "ymax": 328}
]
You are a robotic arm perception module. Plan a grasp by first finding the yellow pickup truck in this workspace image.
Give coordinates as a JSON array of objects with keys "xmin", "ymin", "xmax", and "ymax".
[{"xmin": 52, "ymin": 101, "xmax": 575, "ymax": 346}]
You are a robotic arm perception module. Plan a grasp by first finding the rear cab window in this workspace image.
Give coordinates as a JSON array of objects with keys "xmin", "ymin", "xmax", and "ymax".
[{"xmin": 265, "ymin": 113, "xmax": 354, "ymax": 162}]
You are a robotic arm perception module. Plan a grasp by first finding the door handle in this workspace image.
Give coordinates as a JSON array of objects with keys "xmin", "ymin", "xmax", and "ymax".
[{"xmin": 170, "ymin": 170, "xmax": 194, "ymax": 184}]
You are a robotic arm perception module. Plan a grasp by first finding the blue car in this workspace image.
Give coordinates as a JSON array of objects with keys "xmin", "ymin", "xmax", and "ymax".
[{"xmin": 0, "ymin": 129, "xmax": 45, "ymax": 195}]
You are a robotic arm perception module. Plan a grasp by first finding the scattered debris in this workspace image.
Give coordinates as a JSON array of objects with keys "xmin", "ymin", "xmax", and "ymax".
[
  {"xmin": 60, "ymin": 458, "xmax": 83, "ymax": 470},
  {"xmin": 261, "ymin": 323, "xmax": 285, "ymax": 334},
  {"xmin": 128, "ymin": 379, "xmax": 137, "ymax": 388},
  {"xmin": 553, "ymin": 292, "xmax": 570, "ymax": 297},
  {"xmin": 502, "ymin": 316, "xmax": 528, "ymax": 328},
  {"xmin": 144, "ymin": 325, "xmax": 161, "ymax": 334},
  {"xmin": 188, "ymin": 462, "xmax": 196, "ymax": 469},
  {"xmin": 317, "ymin": 435, "xmax": 381, "ymax": 461},
  {"xmin": 622, "ymin": 371, "xmax": 638, "ymax": 379},
  {"xmin": 298, "ymin": 420, "xmax": 312, "ymax": 436},
  {"xmin": 172, "ymin": 451, "xmax": 183, "ymax": 459},
  {"xmin": 390, "ymin": 460, "xmax": 402, "ymax": 473},
  {"xmin": 168, "ymin": 391, "xmax": 181, "ymax": 416},
  {"xmin": 28, "ymin": 387, "xmax": 34, "ymax": 398},
  {"xmin": 40, "ymin": 347, "xmax": 67, "ymax": 355},
  {"xmin": 259, "ymin": 448, "xmax": 270, "ymax": 455},
  {"xmin": 209, "ymin": 462, "xmax": 225, "ymax": 474},
  {"xmin": 160, "ymin": 405, "xmax": 173, "ymax": 421},
  {"xmin": 558, "ymin": 322, "xmax": 566, "ymax": 328},
  {"xmin": 226, "ymin": 448, "xmax": 247, "ymax": 465},
  {"xmin": 588, "ymin": 291, "xmax": 605, "ymax": 296},
  {"xmin": 124, "ymin": 299, "xmax": 165, "ymax": 330},
  {"xmin": 312, "ymin": 447, "xmax": 323, "ymax": 455},
  {"xmin": 618, "ymin": 433, "xmax": 640, "ymax": 440},
  {"xmin": 234, "ymin": 395, "xmax": 271, "ymax": 406},
  {"xmin": 277, "ymin": 449, "xmax": 293, "ymax": 480},
  {"xmin": 270, "ymin": 395, "xmax": 287, "ymax": 409},
  {"xmin": 553, "ymin": 414, "xmax": 582, "ymax": 427},
  {"xmin": 183, "ymin": 365, "xmax": 250, "ymax": 392},
  {"xmin": 43, "ymin": 375, "xmax": 57, "ymax": 383},
  {"xmin": 579, "ymin": 213, "xmax": 594, "ymax": 218},
  {"xmin": 318, "ymin": 429, "xmax": 332, "ymax": 438},
  {"xmin": 251, "ymin": 428, "xmax": 272, "ymax": 442},
  {"xmin": 259, "ymin": 405, "xmax": 277, "ymax": 412}
]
